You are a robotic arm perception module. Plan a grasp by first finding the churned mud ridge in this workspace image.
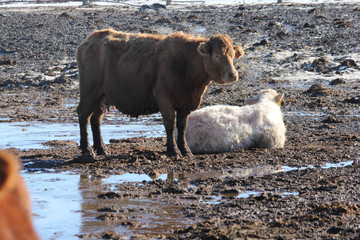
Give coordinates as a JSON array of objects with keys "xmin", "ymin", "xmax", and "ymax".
[{"xmin": 1, "ymin": 2, "xmax": 360, "ymax": 239}]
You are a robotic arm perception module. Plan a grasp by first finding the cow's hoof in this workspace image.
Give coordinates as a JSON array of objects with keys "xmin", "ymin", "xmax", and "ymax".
[
  {"xmin": 71, "ymin": 153, "xmax": 96, "ymax": 163},
  {"xmin": 81, "ymin": 152, "xmax": 96, "ymax": 163},
  {"xmin": 182, "ymin": 151, "xmax": 193, "ymax": 157},
  {"xmin": 166, "ymin": 150, "xmax": 181, "ymax": 159},
  {"xmin": 96, "ymin": 148, "xmax": 109, "ymax": 156},
  {"xmin": 180, "ymin": 149, "xmax": 193, "ymax": 157}
]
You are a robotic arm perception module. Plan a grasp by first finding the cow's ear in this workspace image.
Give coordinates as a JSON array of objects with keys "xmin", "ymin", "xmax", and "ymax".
[
  {"xmin": 233, "ymin": 46, "xmax": 244, "ymax": 59},
  {"xmin": 275, "ymin": 94, "xmax": 284, "ymax": 106},
  {"xmin": 197, "ymin": 42, "xmax": 210, "ymax": 57}
]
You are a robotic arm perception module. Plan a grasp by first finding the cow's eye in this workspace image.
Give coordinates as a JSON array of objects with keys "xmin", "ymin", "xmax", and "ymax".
[{"xmin": 213, "ymin": 54, "xmax": 220, "ymax": 60}]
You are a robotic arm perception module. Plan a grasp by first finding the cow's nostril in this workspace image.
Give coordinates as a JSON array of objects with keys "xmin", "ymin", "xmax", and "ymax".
[{"xmin": 228, "ymin": 72, "xmax": 236, "ymax": 80}]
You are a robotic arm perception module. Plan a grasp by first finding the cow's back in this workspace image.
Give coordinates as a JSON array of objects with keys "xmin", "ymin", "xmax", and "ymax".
[
  {"xmin": 100, "ymin": 30, "xmax": 167, "ymax": 116},
  {"xmin": 76, "ymin": 29, "xmax": 158, "ymax": 116}
]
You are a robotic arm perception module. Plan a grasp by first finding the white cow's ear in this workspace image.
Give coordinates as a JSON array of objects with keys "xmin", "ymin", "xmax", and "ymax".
[
  {"xmin": 275, "ymin": 94, "xmax": 284, "ymax": 106},
  {"xmin": 197, "ymin": 42, "xmax": 210, "ymax": 57},
  {"xmin": 244, "ymin": 97, "xmax": 258, "ymax": 105}
]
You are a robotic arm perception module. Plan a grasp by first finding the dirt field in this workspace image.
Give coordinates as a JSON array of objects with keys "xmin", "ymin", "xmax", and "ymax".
[{"xmin": 1, "ymin": 2, "xmax": 360, "ymax": 239}]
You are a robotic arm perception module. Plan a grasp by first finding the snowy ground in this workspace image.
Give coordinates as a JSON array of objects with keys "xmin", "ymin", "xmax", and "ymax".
[{"xmin": 1, "ymin": 0, "xmax": 359, "ymax": 8}]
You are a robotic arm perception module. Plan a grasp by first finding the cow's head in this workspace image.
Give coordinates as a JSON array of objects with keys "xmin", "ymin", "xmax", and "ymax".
[
  {"xmin": 197, "ymin": 34, "xmax": 244, "ymax": 84},
  {"xmin": 245, "ymin": 89, "xmax": 284, "ymax": 106}
]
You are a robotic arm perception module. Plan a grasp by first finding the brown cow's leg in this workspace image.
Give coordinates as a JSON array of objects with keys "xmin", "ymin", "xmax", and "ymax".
[
  {"xmin": 90, "ymin": 106, "xmax": 108, "ymax": 156},
  {"xmin": 78, "ymin": 109, "xmax": 95, "ymax": 161},
  {"xmin": 77, "ymin": 97, "xmax": 100, "ymax": 162},
  {"xmin": 176, "ymin": 111, "xmax": 193, "ymax": 157},
  {"xmin": 161, "ymin": 109, "xmax": 180, "ymax": 157}
]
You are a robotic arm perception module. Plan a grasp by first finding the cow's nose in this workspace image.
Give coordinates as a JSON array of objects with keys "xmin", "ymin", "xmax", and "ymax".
[{"xmin": 228, "ymin": 72, "xmax": 238, "ymax": 81}]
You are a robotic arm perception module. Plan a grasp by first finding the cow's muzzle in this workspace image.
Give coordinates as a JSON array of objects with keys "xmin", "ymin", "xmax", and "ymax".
[{"xmin": 223, "ymin": 71, "xmax": 239, "ymax": 83}]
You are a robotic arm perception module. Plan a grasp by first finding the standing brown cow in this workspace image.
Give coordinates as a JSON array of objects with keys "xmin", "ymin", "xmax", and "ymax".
[
  {"xmin": 76, "ymin": 29, "xmax": 244, "ymax": 160},
  {"xmin": 0, "ymin": 150, "xmax": 39, "ymax": 240}
]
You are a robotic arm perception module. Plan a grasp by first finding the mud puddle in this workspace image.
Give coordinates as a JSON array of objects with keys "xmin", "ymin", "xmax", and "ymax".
[
  {"xmin": 23, "ymin": 171, "xmax": 190, "ymax": 239},
  {"xmin": 201, "ymin": 191, "xmax": 300, "ymax": 205},
  {"xmin": 23, "ymin": 160, "xmax": 355, "ymax": 239},
  {"xmin": 0, "ymin": 117, "xmax": 165, "ymax": 150},
  {"xmin": 182, "ymin": 160, "xmax": 354, "ymax": 204},
  {"xmin": 171, "ymin": 160, "xmax": 354, "ymax": 183}
]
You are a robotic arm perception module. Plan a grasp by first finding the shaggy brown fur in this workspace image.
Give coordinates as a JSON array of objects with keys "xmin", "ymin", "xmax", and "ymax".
[
  {"xmin": 0, "ymin": 150, "xmax": 39, "ymax": 240},
  {"xmin": 76, "ymin": 29, "xmax": 244, "ymax": 159}
]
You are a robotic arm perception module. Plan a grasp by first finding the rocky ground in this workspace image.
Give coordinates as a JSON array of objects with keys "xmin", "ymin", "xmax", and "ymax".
[{"xmin": 1, "ymin": 2, "xmax": 360, "ymax": 239}]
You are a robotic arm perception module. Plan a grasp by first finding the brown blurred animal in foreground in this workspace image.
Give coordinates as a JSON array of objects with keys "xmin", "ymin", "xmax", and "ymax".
[
  {"xmin": 0, "ymin": 150, "xmax": 39, "ymax": 240},
  {"xmin": 76, "ymin": 29, "xmax": 244, "ymax": 160}
]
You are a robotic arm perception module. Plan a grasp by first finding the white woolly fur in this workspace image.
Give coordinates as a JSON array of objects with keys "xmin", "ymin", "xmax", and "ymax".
[{"xmin": 185, "ymin": 89, "xmax": 286, "ymax": 154}]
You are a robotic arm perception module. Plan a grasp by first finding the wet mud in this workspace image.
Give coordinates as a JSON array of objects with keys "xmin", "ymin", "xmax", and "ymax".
[{"xmin": 1, "ymin": 2, "xmax": 360, "ymax": 239}]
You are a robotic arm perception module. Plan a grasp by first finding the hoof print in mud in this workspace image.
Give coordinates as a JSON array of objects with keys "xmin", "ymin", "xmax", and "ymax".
[
  {"xmin": 97, "ymin": 192, "xmax": 122, "ymax": 199},
  {"xmin": 96, "ymin": 213, "xmax": 126, "ymax": 222}
]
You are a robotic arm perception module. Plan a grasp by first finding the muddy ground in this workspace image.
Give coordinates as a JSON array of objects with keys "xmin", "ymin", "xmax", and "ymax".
[{"xmin": 1, "ymin": 2, "xmax": 360, "ymax": 239}]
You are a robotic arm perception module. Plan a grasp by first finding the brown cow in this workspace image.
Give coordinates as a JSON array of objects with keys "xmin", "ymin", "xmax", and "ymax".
[
  {"xmin": 76, "ymin": 29, "xmax": 244, "ymax": 160},
  {"xmin": 0, "ymin": 150, "xmax": 39, "ymax": 240}
]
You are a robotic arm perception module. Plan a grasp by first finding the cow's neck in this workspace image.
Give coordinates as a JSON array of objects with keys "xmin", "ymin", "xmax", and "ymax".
[
  {"xmin": 187, "ymin": 53, "xmax": 211, "ymax": 87},
  {"xmin": 184, "ymin": 57, "xmax": 211, "ymax": 111}
]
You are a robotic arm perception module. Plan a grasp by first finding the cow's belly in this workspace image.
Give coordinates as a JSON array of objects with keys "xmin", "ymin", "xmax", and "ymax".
[
  {"xmin": 104, "ymin": 81, "xmax": 159, "ymax": 117},
  {"xmin": 114, "ymin": 96, "xmax": 159, "ymax": 117},
  {"xmin": 103, "ymin": 49, "xmax": 161, "ymax": 117}
]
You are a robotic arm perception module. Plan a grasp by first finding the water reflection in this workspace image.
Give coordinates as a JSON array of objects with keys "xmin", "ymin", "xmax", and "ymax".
[
  {"xmin": 167, "ymin": 172, "xmax": 191, "ymax": 188},
  {"xmin": 0, "ymin": 118, "xmax": 165, "ymax": 150},
  {"xmin": 78, "ymin": 173, "xmax": 194, "ymax": 238},
  {"xmin": 78, "ymin": 174, "xmax": 130, "ymax": 236},
  {"xmin": 24, "ymin": 171, "xmax": 194, "ymax": 239},
  {"xmin": 23, "ymin": 172, "xmax": 82, "ymax": 239},
  {"xmin": 167, "ymin": 165, "xmax": 284, "ymax": 185}
]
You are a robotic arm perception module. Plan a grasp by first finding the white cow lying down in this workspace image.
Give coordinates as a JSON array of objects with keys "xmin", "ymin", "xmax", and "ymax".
[{"xmin": 185, "ymin": 89, "xmax": 286, "ymax": 154}]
